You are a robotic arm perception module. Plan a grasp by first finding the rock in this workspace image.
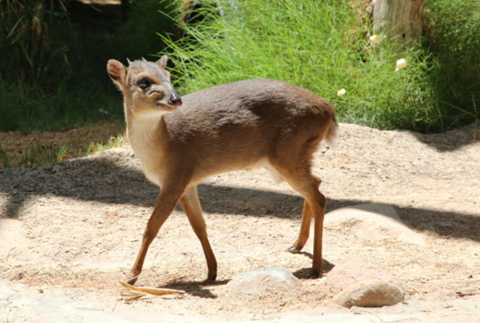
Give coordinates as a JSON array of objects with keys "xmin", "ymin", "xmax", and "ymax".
[
  {"xmin": 333, "ymin": 279, "xmax": 406, "ymax": 308},
  {"xmin": 322, "ymin": 256, "xmax": 407, "ymax": 297},
  {"xmin": 322, "ymin": 257, "xmax": 407, "ymax": 308},
  {"xmin": 325, "ymin": 203, "xmax": 425, "ymax": 246},
  {"xmin": 227, "ymin": 267, "xmax": 301, "ymax": 294}
]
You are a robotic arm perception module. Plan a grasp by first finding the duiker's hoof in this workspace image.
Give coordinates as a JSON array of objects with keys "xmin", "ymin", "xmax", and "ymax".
[
  {"xmin": 308, "ymin": 270, "xmax": 320, "ymax": 279},
  {"xmin": 286, "ymin": 246, "xmax": 302, "ymax": 254},
  {"xmin": 204, "ymin": 273, "xmax": 217, "ymax": 284},
  {"xmin": 126, "ymin": 275, "xmax": 139, "ymax": 285}
]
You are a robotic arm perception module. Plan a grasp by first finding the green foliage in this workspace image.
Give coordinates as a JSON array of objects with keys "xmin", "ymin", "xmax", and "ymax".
[
  {"xmin": 16, "ymin": 144, "xmax": 70, "ymax": 168},
  {"xmin": 0, "ymin": 77, "xmax": 122, "ymax": 132},
  {"xmin": 0, "ymin": 0, "xmax": 178, "ymax": 132},
  {"xmin": 162, "ymin": 0, "xmax": 479, "ymax": 132},
  {"xmin": 70, "ymin": 0, "xmax": 177, "ymax": 85},
  {"xmin": 0, "ymin": 134, "xmax": 127, "ymax": 168},
  {"xmin": 0, "ymin": 145, "xmax": 12, "ymax": 168},
  {"xmin": 0, "ymin": 0, "xmax": 70, "ymax": 88},
  {"xmin": 0, "ymin": 143, "xmax": 70, "ymax": 168},
  {"xmin": 424, "ymin": 0, "xmax": 480, "ymax": 129},
  {"xmin": 85, "ymin": 134, "xmax": 127, "ymax": 155},
  {"xmin": 1, "ymin": 0, "xmax": 479, "ymax": 134}
]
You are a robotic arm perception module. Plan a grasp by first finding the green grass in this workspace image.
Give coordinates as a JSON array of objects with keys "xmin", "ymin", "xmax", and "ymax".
[
  {"xmin": 161, "ymin": 0, "xmax": 479, "ymax": 133},
  {"xmin": 17, "ymin": 145, "xmax": 70, "ymax": 168},
  {"xmin": 0, "ymin": 144, "xmax": 71, "ymax": 168},
  {"xmin": 0, "ymin": 146, "xmax": 11, "ymax": 168},
  {"xmin": 0, "ymin": 78, "xmax": 123, "ymax": 132},
  {"xmin": 85, "ymin": 134, "xmax": 128, "ymax": 155},
  {"xmin": 0, "ymin": 134, "xmax": 127, "ymax": 168}
]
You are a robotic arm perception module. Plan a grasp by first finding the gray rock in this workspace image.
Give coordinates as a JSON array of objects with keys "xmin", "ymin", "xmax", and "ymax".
[
  {"xmin": 325, "ymin": 203, "xmax": 425, "ymax": 246},
  {"xmin": 227, "ymin": 267, "xmax": 301, "ymax": 294},
  {"xmin": 333, "ymin": 279, "xmax": 406, "ymax": 308}
]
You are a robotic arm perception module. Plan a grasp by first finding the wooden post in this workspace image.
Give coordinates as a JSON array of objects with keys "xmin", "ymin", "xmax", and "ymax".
[{"xmin": 372, "ymin": 0, "xmax": 424, "ymax": 53}]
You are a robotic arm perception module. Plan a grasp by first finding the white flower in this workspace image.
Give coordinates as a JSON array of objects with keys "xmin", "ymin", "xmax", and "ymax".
[
  {"xmin": 395, "ymin": 58, "xmax": 407, "ymax": 72},
  {"xmin": 369, "ymin": 34, "xmax": 382, "ymax": 44},
  {"xmin": 337, "ymin": 88, "xmax": 346, "ymax": 96}
]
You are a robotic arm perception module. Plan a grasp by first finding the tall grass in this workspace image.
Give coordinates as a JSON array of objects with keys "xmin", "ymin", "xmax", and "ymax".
[
  {"xmin": 162, "ymin": 0, "xmax": 479, "ymax": 132},
  {"xmin": 424, "ymin": 0, "xmax": 480, "ymax": 129}
]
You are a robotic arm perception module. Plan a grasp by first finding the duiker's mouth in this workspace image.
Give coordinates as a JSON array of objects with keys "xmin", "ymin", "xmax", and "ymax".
[
  {"xmin": 155, "ymin": 100, "xmax": 179, "ymax": 111},
  {"xmin": 168, "ymin": 98, "xmax": 183, "ymax": 107}
]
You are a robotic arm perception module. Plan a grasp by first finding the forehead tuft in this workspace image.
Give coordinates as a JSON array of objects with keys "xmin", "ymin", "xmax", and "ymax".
[{"xmin": 128, "ymin": 61, "xmax": 168, "ymax": 81}]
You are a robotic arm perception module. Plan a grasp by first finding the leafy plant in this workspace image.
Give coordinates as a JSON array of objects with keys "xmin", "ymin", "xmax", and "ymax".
[
  {"xmin": 0, "ymin": 0, "xmax": 71, "ymax": 89},
  {"xmin": 0, "ymin": 0, "xmax": 178, "ymax": 132}
]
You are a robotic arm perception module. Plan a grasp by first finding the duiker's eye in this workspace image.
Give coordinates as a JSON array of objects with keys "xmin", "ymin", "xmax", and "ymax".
[{"xmin": 137, "ymin": 78, "xmax": 151, "ymax": 89}]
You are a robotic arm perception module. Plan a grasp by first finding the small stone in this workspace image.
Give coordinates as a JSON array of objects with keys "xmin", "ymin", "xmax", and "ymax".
[
  {"xmin": 227, "ymin": 267, "xmax": 301, "ymax": 294},
  {"xmin": 333, "ymin": 279, "xmax": 405, "ymax": 308},
  {"xmin": 322, "ymin": 256, "xmax": 408, "ymax": 297}
]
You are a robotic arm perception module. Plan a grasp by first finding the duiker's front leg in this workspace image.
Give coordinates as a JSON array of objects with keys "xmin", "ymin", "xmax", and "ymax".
[
  {"xmin": 128, "ymin": 185, "xmax": 186, "ymax": 285},
  {"xmin": 179, "ymin": 186, "xmax": 217, "ymax": 282}
]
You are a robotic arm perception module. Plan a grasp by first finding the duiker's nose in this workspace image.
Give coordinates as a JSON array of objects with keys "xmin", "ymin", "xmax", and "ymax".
[{"xmin": 168, "ymin": 90, "xmax": 182, "ymax": 107}]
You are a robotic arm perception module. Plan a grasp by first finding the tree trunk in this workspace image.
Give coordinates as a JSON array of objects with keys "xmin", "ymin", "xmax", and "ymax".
[{"xmin": 373, "ymin": 0, "xmax": 424, "ymax": 53}]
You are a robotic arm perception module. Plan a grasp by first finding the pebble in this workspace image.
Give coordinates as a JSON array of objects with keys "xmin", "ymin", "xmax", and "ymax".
[{"xmin": 333, "ymin": 279, "xmax": 406, "ymax": 308}]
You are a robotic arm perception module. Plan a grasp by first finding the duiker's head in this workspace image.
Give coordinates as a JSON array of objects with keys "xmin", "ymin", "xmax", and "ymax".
[{"xmin": 107, "ymin": 55, "xmax": 182, "ymax": 116}]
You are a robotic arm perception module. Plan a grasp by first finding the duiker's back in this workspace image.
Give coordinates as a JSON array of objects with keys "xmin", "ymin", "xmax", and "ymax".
[{"xmin": 162, "ymin": 79, "xmax": 336, "ymax": 182}]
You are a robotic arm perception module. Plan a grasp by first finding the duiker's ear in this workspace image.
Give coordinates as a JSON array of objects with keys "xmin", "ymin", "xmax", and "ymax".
[
  {"xmin": 107, "ymin": 59, "xmax": 127, "ymax": 87},
  {"xmin": 156, "ymin": 55, "xmax": 168, "ymax": 69}
]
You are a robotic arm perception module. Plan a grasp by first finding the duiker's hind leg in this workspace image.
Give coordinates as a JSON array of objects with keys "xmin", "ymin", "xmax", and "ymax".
[
  {"xmin": 271, "ymin": 163, "xmax": 326, "ymax": 277},
  {"xmin": 287, "ymin": 177, "xmax": 321, "ymax": 254},
  {"xmin": 303, "ymin": 177, "xmax": 326, "ymax": 278}
]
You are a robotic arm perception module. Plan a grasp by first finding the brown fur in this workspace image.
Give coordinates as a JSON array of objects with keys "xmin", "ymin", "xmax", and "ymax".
[{"xmin": 107, "ymin": 56, "xmax": 338, "ymax": 284}]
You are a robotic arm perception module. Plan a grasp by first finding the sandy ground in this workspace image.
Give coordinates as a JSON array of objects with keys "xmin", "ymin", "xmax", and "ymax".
[{"xmin": 1, "ymin": 122, "xmax": 479, "ymax": 321}]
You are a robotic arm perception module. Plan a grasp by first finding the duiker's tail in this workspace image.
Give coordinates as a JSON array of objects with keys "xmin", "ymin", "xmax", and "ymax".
[{"xmin": 325, "ymin": 114, "xmax": 338, "ymax": 146}]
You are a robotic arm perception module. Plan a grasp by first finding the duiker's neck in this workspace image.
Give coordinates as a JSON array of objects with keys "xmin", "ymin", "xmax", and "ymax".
[
  {"xmin": 123, "ymin": 96, "xmax": 168, "ymax": 132},
  {"xmin": 123, "ymin": 99, "xmax": 169, "ymax": 151},
  {"xmin": 124, "ymin": 100, "xmax": 171, "ymax": 186}
]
